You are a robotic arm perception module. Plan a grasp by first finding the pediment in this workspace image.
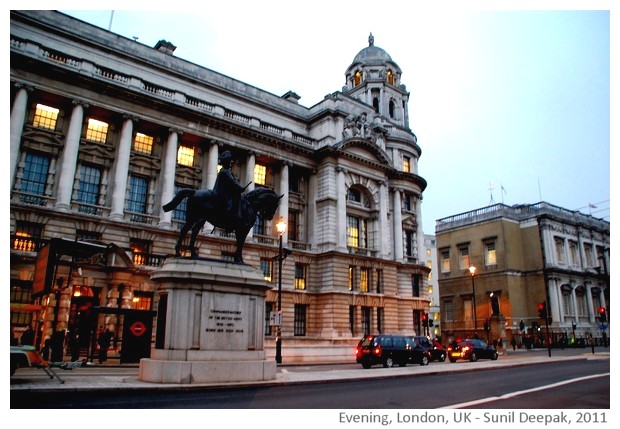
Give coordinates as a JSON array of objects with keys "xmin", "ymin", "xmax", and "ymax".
[{"xmin": 336, "ymin": 139, "xmax": 392, "ymax": 168}]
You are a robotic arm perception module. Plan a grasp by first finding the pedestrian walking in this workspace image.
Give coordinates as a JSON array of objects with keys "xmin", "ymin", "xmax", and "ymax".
[{"xmin": 510, "ymin": 337, "xmax": 517, "ymax": 351}]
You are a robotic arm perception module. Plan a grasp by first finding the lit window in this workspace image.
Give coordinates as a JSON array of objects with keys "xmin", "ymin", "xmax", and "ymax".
[
  {"xmin": 485, "ymin": 242, "xmax": 497, "ymax": 266},
  {"xmin": 254, "ymin": 164, "xmax": 267, "ymax": 186},
  {"xmin": 130, "ymin": 239, "xmax": 150, "ymax": 266},
  {"xmin": 403, "ymin": 156, "xmax": 411, "ymax": 173},
  {"xmin": 347, "ymin": 215, "xmax": 360, "ymax": 248},
  {"xmin": 360, "ymin": 268, "xmax": 369, "ymax": 292},
  {"xmin": 354, "ymin": 71, "xmax": 362, "ymax": 86},
  {"xmin": 33, "ymin": 103, "xmax": 59, "ymax": 130},
  {"xmin": 133, "ymin": 133, "xmax": 154, "ymax": 155},
  {"xmin": 440, "ymin": 249, "xmax": 450, "ymax": 273},
  {"xmin": 13, "ymin": 222, "xmax": 42, "ymax": 252},
  {"xmin": 386, "ymin": 69, "xmax": 394, "ymax": 85},
  {"xmin": 85, "ymin": 118, "xmax": 109, "ymax": 143},
  {"xmin": 459, "ymin": 247, "xmax": 470, "ymax": 270},
  {"xmin": 375, "ymin": 269, "xmax": 383, "ymax": 293},
  {"xmin": 348, "ymin": 266, "xmax": 355, "ymax": 291},
  {"xmin": 177, "ymin": 145, "xmax": 194, "ymax": 166},
  {"xmin": 294, "ymin": 264, "xmax": 306, "ymax": 290},
  {"xmin": 132, "ymin": 292, "xmax": 153, "ymax": 311}
]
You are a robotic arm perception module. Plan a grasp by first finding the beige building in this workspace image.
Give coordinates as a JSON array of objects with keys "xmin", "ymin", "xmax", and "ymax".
[
  {"xmin": 10, "ymin": 11, "xmax": 430, "ymax": 363},
  {"xmin": 436, "ymin": 202, "xmax": 610, "ymax": 348}
]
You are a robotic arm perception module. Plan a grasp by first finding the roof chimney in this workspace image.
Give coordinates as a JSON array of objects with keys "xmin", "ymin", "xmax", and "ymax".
[{"xmin": 154, "ymin": 40, "xmax": 176, "ymax": 55}]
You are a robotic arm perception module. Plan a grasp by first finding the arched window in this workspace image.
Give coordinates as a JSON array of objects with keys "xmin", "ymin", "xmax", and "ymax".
[
  {"xmin": 386, "ymin": 70, "xmax": 394, "ymax": 85},
  {"xmin": 389, "ymin": 100, "xmax": 395, "ymax": 118},
  {"xmin": 354, "ymin": 71, "xmax": 362, "ymax": 86},
  {"xmin": 373, "ymin": 97, "xmax": 379, "ymax": 113}
]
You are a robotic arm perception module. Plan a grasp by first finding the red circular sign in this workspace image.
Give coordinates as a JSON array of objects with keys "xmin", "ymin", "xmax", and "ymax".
[{"xmin": 129, "ymin": 321, "xmax": 147, "ymax": 337}]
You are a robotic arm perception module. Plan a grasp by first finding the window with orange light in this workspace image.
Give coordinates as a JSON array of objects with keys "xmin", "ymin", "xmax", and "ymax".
[
  {"xmin": 33, "ymin": 103, "xmax": 59, "ymax": 130},
  {"xmin": 254, "ymin": 164, "xmax": 267, "ymax": 186},
  {"xmin": 294, "ymin": 263, "xmax": 306, "ymax": 290},
  {"xmin": 132, "ymin": 292, "xmax": 153, "ymax": 310},
  {"xmin": 85, "ymin": 118, "xmax": 109, "ymax": 143},
  {"xmin": 177, "ymin": 145, "xmax": 194, "ymax": 166},
  {"xmin": 13, "ymin": 221, "xmax": 42, "ymax": 252},
  {"xmin": 130, "ymin": 239, "xmax": 151, "ymax": 266},
  {"xmin": 133, "ymin": 132, "xmax": 154, "ymax": 155}
]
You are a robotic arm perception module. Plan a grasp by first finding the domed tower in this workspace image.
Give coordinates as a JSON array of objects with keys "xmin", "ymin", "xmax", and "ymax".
[{"xmin": 344, "ymin": 33, "xmax": 409, "ymax": 129}]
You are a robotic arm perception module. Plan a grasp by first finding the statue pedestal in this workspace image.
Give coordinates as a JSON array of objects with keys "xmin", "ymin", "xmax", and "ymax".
[{"xmin": 139, "ymin": 258, "xmax": 276, "ymax": 384}]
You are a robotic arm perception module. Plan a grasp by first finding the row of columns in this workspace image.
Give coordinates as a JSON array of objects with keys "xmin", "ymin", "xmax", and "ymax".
[
  {"xmin": 335, "ymin": 165, "xmax": 422, "ymax": 262},
  {"xmin": 548, "ymin": 277, "xmax": 606, "ymax": 325},
  {"xmin": 10, "ymin": 86, "xmax": 293, "ymax": 239},
  {"xmin": 11, "ymin": 85, "xmax": 419, "ymax": 260}
]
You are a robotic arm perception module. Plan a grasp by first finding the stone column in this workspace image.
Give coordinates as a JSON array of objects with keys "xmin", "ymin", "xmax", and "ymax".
[
  {"xmin": 278, "ymin": 162, "xmax": 289, "ymax": 244},
  {"xmin": 245, "ymin": 152, "xmax": 256, "ymax": 239},
  {"xmin": 336, "ymin": 166, "xmax": 347, "ymax": 251},
  {"xmin": 110, "ymin": 116, "xmax": 135, "ymax": 221},
  {"xmin": 392, "ymin": 188, "xmax": 403, "ymax": 261},
  {"xmin": 415, "ymin": 194, "xmax": 425, "ymax": 262},
  {"xmin": 585, "ymin": 283, "xmax": 595, "ymax": 324},
  {"xmin": 158, "ymin": 128, "xmax": 180, "ymax": 228},
  {"xmin": 55, "ymin": 100, "xmax": 88, "ymax": 211},
  {"xmin": 378, "ymin": 181, "xmax": 389, "ymax": 258},
  {"xmin": 307, "ymin": 171, "xmax": 317, "ymax": 250},
  {"xmin": 548, "ymin": 277, "xmax": 561, "ymax": 323},
  {"xmin": 10, "ymin": 85, "xmax": 30, "ymax": 187},
  {"xmin": 202, "ymin": 142, "xmax": 219, "ymax": 233}
]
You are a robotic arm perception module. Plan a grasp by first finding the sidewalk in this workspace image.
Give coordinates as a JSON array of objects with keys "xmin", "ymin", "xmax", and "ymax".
[{"xmin": 10, "ymin": 347, "xmax": 609, "ymax": 393}]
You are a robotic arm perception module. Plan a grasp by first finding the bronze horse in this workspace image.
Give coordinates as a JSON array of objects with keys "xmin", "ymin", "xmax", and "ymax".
[{"xmin": 163, "ymin": 187, "xmax": 283, "ymax": 263}]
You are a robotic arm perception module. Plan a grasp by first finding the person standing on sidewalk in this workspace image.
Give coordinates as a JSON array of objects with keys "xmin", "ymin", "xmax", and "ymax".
[{"xmin": 97, "ymin": 327, "xmax": 112, "ymax": 364}]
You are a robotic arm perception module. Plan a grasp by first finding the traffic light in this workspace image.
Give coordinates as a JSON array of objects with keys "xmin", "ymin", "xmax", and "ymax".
[
  {"xmin": 598, "ymin": 307, "xmax": 607, "ymax": 322},
  {"xmin": 429, "ymin": 318, "xmax": 434, "ymax": 327},
  {"xmin": 537, "ymin": 301, "xmax": 547, "ymax": 320},
  {"xmin": 421, "ymin": 313, "xmax": 428, "ymax": 328}
]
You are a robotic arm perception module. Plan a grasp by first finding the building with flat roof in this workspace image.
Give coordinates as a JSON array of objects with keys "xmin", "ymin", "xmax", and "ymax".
[{"xmin": 435, "ymin": 202, "xmax": 609, "ymax": 348}]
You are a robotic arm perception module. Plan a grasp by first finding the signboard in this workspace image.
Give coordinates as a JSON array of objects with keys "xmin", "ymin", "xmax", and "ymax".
[
  {"xmin": 32, "ymin": 241, "xmax": 54, "ymax": 297},
  {"xmin": 32, "ymin": 238, "xmax": 109, "ymax": 297},
  {"xmin": 269, "ymin": 310, "xmax": 282, "ymax": 326}
]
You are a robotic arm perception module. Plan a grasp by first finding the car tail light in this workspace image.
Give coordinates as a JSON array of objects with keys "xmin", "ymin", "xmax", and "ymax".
[
  {"xmin": 462, "ymin": 345, "xmax": 471, "ymax": 352},
  {"xmin": 373, "ymin": 346, "xmax": 382, "ymax": 355}
]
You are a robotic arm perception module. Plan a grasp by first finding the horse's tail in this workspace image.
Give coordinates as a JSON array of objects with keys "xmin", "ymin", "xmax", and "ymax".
[{"xmin": 163, "ymin": 189, "xmax": 195, "ymax": 212}]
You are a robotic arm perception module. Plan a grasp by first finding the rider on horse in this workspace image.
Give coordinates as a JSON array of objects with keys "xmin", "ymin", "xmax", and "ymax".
[{"xmin": 213, "ymin": 151, "xmax": 249, "ymax": 232}]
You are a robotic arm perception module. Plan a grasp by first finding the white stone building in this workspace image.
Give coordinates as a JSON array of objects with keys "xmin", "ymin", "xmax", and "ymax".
[{"xmin": 10, "ymin": 11, "xmax": 429, "ymax": 363}]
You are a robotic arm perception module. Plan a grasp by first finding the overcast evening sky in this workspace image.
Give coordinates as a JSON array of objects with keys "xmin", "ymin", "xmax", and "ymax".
[{"xmin": 26, "ymin": 1, "xmax": 617, "ymax": 234}]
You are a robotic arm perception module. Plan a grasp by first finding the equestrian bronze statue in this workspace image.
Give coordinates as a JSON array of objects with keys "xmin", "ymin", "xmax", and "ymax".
[{"xmin": 163, "ymin": 151, "xmax": 283, "ymax": 263}]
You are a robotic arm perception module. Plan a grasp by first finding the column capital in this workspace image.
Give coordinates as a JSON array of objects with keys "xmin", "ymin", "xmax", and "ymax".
[
  {"xmin": 336, "ymin": 165, "xmax": 347, "ymax": 174},
  {"xmin": 72, "ymin": 99, "xmax": 90, "ymax": 109},
  {"xmin": 168, "ymin": 127, "xmax": 183, "ymax": 135},
  {"xmin": 122, "ymin": 114, "xmax": 140, "ymax": 123},
  {"xmin": 13, "ymin": 81, "xmax": 34, "ymax": 92}
]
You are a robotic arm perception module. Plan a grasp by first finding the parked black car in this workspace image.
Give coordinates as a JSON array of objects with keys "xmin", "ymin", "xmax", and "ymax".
[
  {"xmin": 447, "ymin": 338, "xmax": 499, "ymax": 362},
  {"xmin": 411, "ymin": 336, "xmax": 446, "ymax": 362},
  {"xmin": 355, "ymin": 334, "xmax": 431, "ymax": 369}
]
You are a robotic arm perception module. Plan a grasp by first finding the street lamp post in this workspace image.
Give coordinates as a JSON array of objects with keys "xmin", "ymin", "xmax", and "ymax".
[
  {"xmin": 275, "ymin": 217, "xmax": 287, "ymax": 364},
  {"xmin": 469, "ymin": 266, "xmax": 477, "ymax": 333}
]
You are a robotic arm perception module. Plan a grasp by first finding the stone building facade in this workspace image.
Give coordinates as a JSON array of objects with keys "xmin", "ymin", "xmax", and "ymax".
[
  {"xmin": 10, "ymin": 11, "xmax": 429, "ymax": 363},
  {"xmin": 435, "ymin": 202, "xmax": 610, "ymax": 348}
]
